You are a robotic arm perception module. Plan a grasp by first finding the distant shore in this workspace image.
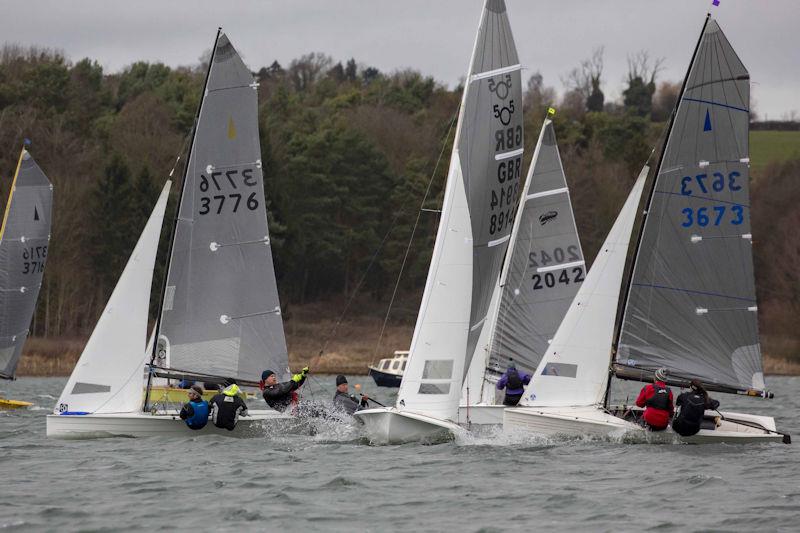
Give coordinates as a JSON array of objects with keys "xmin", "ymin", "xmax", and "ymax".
[{"xmin": 15, "ymin": 335, "xmax": 800, "ymax": 378}]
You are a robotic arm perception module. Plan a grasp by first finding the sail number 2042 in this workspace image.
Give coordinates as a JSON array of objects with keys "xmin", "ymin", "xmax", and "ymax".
[{"xmin": 198, "ymin": 168, "xmax": 259, "ymax": 215}]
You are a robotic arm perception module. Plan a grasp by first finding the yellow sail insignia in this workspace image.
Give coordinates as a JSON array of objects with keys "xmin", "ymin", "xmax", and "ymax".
[{"xmin": 227, "ymin": 117, "xmax": 237, "ymax": 140}]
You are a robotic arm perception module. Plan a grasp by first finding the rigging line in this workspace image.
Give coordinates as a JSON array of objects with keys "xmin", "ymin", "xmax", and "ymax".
[
  {"xmin": 371, "ymin": 104, "xmax": 461, "ymax": 364},
  {"xmin": 314, "ymin": 191, "xmax": 405, "ymax": 361}
]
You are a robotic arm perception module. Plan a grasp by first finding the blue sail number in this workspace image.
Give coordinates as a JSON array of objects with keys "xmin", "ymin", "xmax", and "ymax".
[
  {"xmin": 681, "ymin": 204, "xmax": 745, "ymax": 227},
  {"xmin": 681, "ymin": 171, "xmax": 741, "ymax": 196}
]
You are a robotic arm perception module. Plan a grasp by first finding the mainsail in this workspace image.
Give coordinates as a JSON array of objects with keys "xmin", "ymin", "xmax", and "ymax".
[
  {"xmin": 155, "ymin": 32, "xmax": 289, "ymax": 383},
  {"xmin": 396, "ymin": 0, "xmax": 521, "ymax": 421},
  {"xmin": 615, "ymin": 17, "xmax": 763, "ymax": 392},
  {"xmin": 487, "ymin": 117, "xmax": 584, "ymax": 375},
  {"xmin": 0, "ymin": 148, "xmax": 52, "ymax": 379}
]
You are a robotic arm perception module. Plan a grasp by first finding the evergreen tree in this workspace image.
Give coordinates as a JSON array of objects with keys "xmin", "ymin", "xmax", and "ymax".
[{"xmin": 89, "ymin": 153, "xmax": 133, "ymax": 294}]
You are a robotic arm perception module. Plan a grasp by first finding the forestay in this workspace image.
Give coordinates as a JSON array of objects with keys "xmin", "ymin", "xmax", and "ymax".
[
  {"xmin": 487, "ymin": 118, "xmax": 584, "ymax": 376},
  {"xmin": 521, "ymin": 167, "xmax": 647, "ymax": 407},
  {"xmin": 0, "ymin": 149, "xmax": 52, "ymax": 379},
  {"xmin": 615, "ymin": 18, "xmax": 763, "ymax": 392},
  {"xmin": 396, "ymin": 0, "xmax": 521, "ymax": 421},
  {"xmin": 55, "ymin": 182, "xmax": 170, "ymax": 414},
  {"xmin": 157, "ymin": 32, "xmax": 289, "ymax": 382}
]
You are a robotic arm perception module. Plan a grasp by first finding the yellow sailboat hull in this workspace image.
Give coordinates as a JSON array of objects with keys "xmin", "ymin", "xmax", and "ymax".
[{"xmin": 0, "ymin": 398, "xmax": 33, "ymax": 409}]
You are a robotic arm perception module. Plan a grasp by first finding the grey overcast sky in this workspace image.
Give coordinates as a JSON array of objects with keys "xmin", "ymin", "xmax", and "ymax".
[{"xmin": 2, "ymin": 0, "xmax": 798, "ymax": 118}]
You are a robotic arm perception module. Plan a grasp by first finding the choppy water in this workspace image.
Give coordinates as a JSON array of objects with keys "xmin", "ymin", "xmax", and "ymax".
[{"xmin": 2, "ymin": 375, "xmax": 799, "ymax": 532}]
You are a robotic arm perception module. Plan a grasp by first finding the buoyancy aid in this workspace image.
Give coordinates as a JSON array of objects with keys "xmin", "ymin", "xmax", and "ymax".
[
  {"xmin": 185, "ymin": 400, "xmax": 209, "ymax": 429},
  {"xmin": 646, "ymin": 384, "xmax": 671, "ymax": 410},
  {"xmin": 506, "ymin": 368, "xmax": 523, "ymax": 390}
]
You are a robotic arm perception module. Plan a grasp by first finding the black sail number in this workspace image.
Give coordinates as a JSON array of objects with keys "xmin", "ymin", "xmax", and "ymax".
[
  {"xmin": 198, "ymin": 167, "xmax": 259, "ymax": 215},
  {"xmin": 531, "ymin": 266, "xmax": 584, "ymax": 290},
  {"xmin": 22, "ymin": 245, "xmax": 47, "ymax": 274}
]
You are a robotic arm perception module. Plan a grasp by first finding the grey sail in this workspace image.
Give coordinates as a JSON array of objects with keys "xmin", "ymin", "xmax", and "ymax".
[
  {"xmin": 157, "ymin": 32, "xmax": 289, "ymax": 382},
  {"xmin": 460, "ymin": 0, "xmax": 523, "ymax": 378},
  {"xmin": 616, "ymin": 18, "xmax": 763, "ymax": 392},
  {"xmin": 488, "ymin": 118, "xmax": 584, "ymax": 375},
  {"xmin": 0, "ymin": 149, "xmax": 53, "ymax": 379}
]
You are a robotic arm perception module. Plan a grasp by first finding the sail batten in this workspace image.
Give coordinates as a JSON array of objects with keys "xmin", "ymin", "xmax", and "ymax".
[{"xmin": 616, "ymin": 18, "xmax": 763, "ymax": 392}]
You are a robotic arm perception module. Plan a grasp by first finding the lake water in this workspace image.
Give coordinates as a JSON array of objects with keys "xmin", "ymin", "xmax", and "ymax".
[{"xmin": 2, "ymin": 375, "xmax": 798, "ymax": 532}]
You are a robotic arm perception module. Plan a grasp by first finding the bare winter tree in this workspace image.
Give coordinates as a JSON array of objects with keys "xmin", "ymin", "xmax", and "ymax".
[
  {"xmin": 623, "ymin": 50, "xmax": 665, "ymax": 117},
  {"xmin": 562, "ymin": 46, "xmax": 605, "ymax": 112}
]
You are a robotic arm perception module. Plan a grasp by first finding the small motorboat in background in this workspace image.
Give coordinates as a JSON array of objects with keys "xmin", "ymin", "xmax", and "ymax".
[{"xmin": 368, "ymin": 350, "xmax": 408, "ymax": 388}]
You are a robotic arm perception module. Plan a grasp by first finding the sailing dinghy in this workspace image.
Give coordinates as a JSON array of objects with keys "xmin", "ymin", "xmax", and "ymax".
[
  {"xmin": 459, "ymin": 115, "xmax": 585, "ymax": 427},
  {"xmin": 47, "ymin": 31, "xmax": 293, "ymax": 438},
  {"xmin": 355, "ymin": 0, "xmax": 523, "ymax": 443},
  {"xmin": 504, "ymin": 16, "xmax": 789, "ymax": 444},
  {"xmin": 0, "ymin": 147, "xmax": 52, "ymax": 409}
]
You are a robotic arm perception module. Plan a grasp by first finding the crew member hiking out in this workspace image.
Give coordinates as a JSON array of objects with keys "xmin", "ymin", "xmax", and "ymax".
[
  {"xmin": 496, "ymin": 360, "xmax": 531, "ymax": 406},
  {"xmin": 261, "ymin": 367, "xmax": 309, "ymax": 412},
  {"xmin": 179, "ymin": 384, "xmax": 209, "ymax": 430},
  {"xmin": 672, "ymin": 379, "xmax": 720, "ymax": 437},
  {"xmin": 332, "ymin": 375, "xmax": 369, "ymax": 415},
  {"xmin": 209, "ymin": 381, "xmax": 248, "ymax": 431},
  {"xmin": 635, "ymin": 367, "xmax": 674, "ymax": 431}
]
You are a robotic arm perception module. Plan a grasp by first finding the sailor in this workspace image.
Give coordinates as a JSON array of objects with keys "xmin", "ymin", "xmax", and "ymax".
[
  {"xmin": 260, "ymin": 367, "xmax": 309, "ymax": 412},
  {"xmin": 179, "ymin": 384, "xmax": 209, "ymax": 430},
  {"xmin": 209, "ymin": 380, "xmax": 248, "ymax": 431},
  {"xmin": 332, "ymin": 375, "xmax": 369, "ymax": 415},
  {"xmin": 496, "ymin": 360, "xmax": 531, "ymax": 406},
  {"xmin": 672, "ymin": 379, "xmax": 720, "ymax": 437},
  {"xmin": 635, "ymin": 367, "xmax": 674, "ymax": 431}
]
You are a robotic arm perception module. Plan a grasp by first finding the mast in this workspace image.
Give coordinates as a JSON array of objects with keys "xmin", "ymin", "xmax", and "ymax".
[
  {"xmin": 603, "ymin": 15, "xmax": 711, "ymax": 408},
  {"xmin": 143, "ymin": 28, "xmax": 222, "ymax": 411}
]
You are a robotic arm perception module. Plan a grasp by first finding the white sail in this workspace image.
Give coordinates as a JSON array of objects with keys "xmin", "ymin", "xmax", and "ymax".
[
  {"xmin": 520, "ymin": 167, "xmax": 647, "ymax": 408},
  {"xmin": 54, "ymin": 181, "xmax": 171, "ymax": 415}
]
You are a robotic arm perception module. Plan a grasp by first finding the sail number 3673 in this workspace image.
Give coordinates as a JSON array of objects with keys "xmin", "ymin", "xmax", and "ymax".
[{"xmin": 198, "ymin": 168, "xmax": 259, "ymax": 215}]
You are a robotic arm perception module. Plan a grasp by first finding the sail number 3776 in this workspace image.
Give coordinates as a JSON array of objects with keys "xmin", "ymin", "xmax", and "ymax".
[{"xmin": 198, "ymin": 168, "xmax": 260, "ymax": 215}]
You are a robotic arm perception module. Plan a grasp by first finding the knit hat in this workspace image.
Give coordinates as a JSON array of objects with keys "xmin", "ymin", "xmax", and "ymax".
[
  {"xmin": 336, "ymin": 375, "xmax": 348, "ymax": 386},
  {"xmin": 261, "ymin": 370, "xmax": 275, "ymax": 381},
  {"xmin": 654, "ymin": 367, "xmax": 668, "ymax": 381}
]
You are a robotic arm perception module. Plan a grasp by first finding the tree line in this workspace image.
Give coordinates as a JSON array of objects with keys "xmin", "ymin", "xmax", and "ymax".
[{"xmin": 0, "ymin": 44, "xmax": 797, "ymax": 360}]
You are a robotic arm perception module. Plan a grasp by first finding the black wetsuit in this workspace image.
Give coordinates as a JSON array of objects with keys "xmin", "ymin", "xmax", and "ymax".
[
  {"xmin": 332, "ymin": 390, "xmax": 368, "ymax": 415},
  {"xmin": 209, "ymin": 393, "xmax": 248, "ymax": 431},
  {"xmin": 262, "ymin": 376, "xmax": 305, "ymax": 412},
  {"xmin": 672, "ymin": 391, "xmax": 720, "ymax": 437}
]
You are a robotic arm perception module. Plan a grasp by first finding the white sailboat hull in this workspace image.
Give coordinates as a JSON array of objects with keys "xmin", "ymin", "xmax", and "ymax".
[
  {"xmin": 353, "ymin": 407, "xmax": 462, "ymax": 445},
  {"xmin": 503, "ymin": 406, "xmax": 787, "ymax": 444},
  {"xmin": 458, "ymin": 404, "xmax": 505, "ymax": 427},
  {"xmin": 46, "ymin": 409, "xmax": 293, "ymax": 439}
]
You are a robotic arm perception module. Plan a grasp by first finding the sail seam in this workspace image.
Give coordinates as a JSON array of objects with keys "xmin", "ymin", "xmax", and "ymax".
[
  {"xmin": 681, "ymin": 97, "xmax": 748, "ymax": 113},
  {"xmin": 653, "ymin": 189, "xmax": 749, "ymax": 207},
  {"xmin": 631, "ymin": 282, "xmax": 756, "ymax": 302}
]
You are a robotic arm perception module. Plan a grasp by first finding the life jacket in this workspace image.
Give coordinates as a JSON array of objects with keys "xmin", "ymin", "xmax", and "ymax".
[
  {"xmin": 506, "ymin": 368, "xmax": 523, "ymax": 391},
  {"xmin": 185, "ymin": 399, "xmax": 209, "ymax": 430},
  {"xmin": 646, "ymin": 383, "xmax": 671, "ymax": 411},
  {"xmin": 677, "ymin": 392, "xmax": 706, "ymax": 426}
]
